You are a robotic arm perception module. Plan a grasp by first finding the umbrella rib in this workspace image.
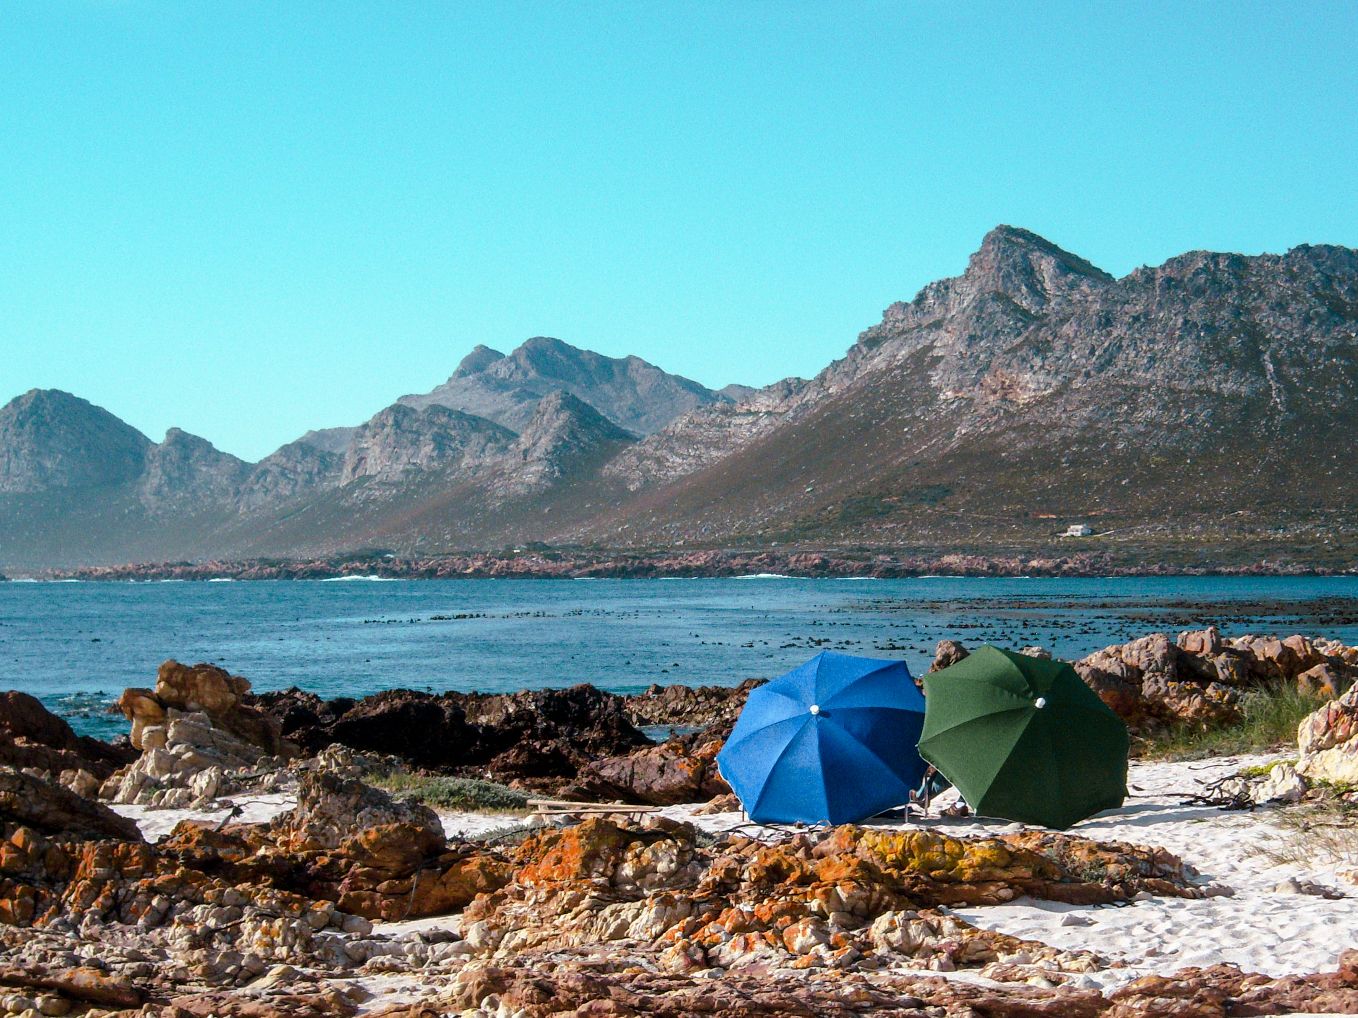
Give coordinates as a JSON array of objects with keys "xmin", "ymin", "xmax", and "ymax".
[
  {"xmin": 819, "ymin": 663, "xmax": 911, "ymax": 707},
  {"xmin": 748, "ymin": 715, "xmax": 814, "ymax": 818},
  {"xmin": 721, "ymin": 711, "xmax": 808, "ymax": 757},
  {"xmin": 920, "ymin": 702, "xmax": 1030, "ymax": 742}
]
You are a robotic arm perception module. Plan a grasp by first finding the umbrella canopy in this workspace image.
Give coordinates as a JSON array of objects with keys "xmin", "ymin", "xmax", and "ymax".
[
  {"xmin": 716, "ymin": 651, "xmax": 927, "ymax": 825},
  {"xmin": 917, "ymin": 646, "xmax": 1128, "ymax": 829}
]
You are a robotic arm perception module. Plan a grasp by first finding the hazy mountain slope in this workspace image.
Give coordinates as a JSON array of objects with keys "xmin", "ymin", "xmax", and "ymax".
[
  {"xmin": 399, "ymin": 336, "xmax": 734, "ymax": 435},
  {"xmin": 139, "ymin": 428, "xmax": 251, "ymax": 510},
  {"xmin": 0, "ymin": 389, "xmax": 150, "ymax": 494},
  {"xmin": 340, "ymin": 404, "xmax": 517, "ymax": 484}
]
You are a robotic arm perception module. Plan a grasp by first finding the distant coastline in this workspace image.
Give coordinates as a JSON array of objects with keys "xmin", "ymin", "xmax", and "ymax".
[{"xmin": 19, "ymin": 548, "xmax": 1354, "ymax": 582}]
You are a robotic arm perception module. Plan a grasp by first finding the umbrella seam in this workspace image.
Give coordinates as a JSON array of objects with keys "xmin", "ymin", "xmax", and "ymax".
[
  {"xmin": 819, "ymin": 663, "xmax": 918, "ymax": 709},
  {"xmin": 748, "ymin": 715, "xmax": 815, "ymax": 819},
  {"xmin": 821, "ymin": 712, "xmax": 921, "ymax": 791}
]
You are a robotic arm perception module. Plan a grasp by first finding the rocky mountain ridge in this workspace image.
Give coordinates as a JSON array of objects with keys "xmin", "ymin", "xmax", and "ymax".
[
  {"xmin": 3, "ymin": 226, "xmax": 1356, "ymax": 570},
  {"xmin": 397, "ymin": 335, "xmax": 739, "ymax": 436}
]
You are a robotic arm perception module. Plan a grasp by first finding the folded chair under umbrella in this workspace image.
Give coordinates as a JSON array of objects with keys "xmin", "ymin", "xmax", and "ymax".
[
  {"xmin": 716, "ymin": 651, "xmax": 927, "ymax": 825},
  {"xmin": 917, "ymin": 646, "xmax": 1128, "ymax": 829}
]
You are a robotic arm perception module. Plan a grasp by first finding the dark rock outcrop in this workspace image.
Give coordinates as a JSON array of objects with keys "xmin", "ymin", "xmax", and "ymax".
[
  {"xmin": 0, "ymin": 690, "xmax": 135, "ymax": 780},
  {"xmin": 255, "ymin": 683, "xmax": 649, "ymax": 786},
  {"xmin": 0, "ymin": 766, "xmax": 142, "ymax": 841}
]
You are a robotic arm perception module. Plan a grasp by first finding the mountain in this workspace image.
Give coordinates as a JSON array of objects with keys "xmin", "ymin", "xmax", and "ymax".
[
  {"xmin": 0, "ymin": 389, "xmax": 150, "ymax": 494},
  {"xmin": 577, "ymin": 227, "xmax": 1358, "ymax": 553},
  {"xmin": 340, "ymin": 404, "xmax": 517, "ymax": 485},
  {"xmin": 3, "ymin": 226, "xmax": 1356, "ymax": 571},
  {"xmin": 139, "ymin": 428, "xmax": 250, "ymax": 510},
  {"xmin": 398, "ymin": 336, "xmax": 737, "ymax": 435},
  {"xmin": 495, "ymin": 391, "xmax": 636, "ymax": 496}
]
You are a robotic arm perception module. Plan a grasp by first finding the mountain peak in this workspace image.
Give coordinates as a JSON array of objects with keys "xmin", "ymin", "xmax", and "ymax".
[
  {"xmin": 453, "ymin": 345, "xmax": 506, "ymax": 378},
  {"xmin": 972, "ymin": 225, "xmax": 1112, "ymax": 284},
  {"xmin": 0, "ymin": 389, "xmax": 151, "ymax": 494},
  {"xmin": 402, "ymin": 337, "xmax": 735, "ymax": 436},
  {"xmin": 526, "ymin": 390, "xmax": 635, "ymax": 438},
  {"xmin": 947, "ymin": 225, "xmax": 1114, "ymax": 316}
]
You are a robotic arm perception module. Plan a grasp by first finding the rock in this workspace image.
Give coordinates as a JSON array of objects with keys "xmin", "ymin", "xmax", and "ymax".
[
  {"xmin": 0, "ymin": 767, "xmax": 142, "ymax": 841},
  {"xmin": 1297, "ymin": 662, "xmax": 1354, "ymax": 699},
  {"xmin": 1107, "ymin": 955, "xmax": 1358, "ymax": 1016},
  {"xmin": 568, "ymin": 733, "xmax": 729, "ymax": 806},
  {"xmin": 123, "ymin": 661, "xmax": 291, "ymax": 756},
  {"xmin": 1121, "ymin": 633, "xmax": 1183, "ymax": 679},
  {"xmin": 928, "ymin": 640, "xmax": 969, "ymax": 673},
  {"xmin": 255, "ymin": 684, "xmax": 649, "ymax": 789},
  {"xmin": 161, "ymin": 770, "xmax": 513, "ymax": 920},
  {"xmin": 458, "ymin": 816, "xmax": 1194, "ymax": 983},
  {"xmin": 1297, "ymin": 685, "xmax": 1358, "ymax": 787},
  {"xmin": 1177, "ymin": 626, "xmax": 1222, "ymax": 657},
  {"xmin": 625, "ymin": 680, "xmax": 760, "ymax": 728},
  {"xmin": 1019, "ymin": 646, "xmax": 1052, "ymax": 659},
  {"xmin": 101, "ymin": 709, "xmax": 278, "ymax": 808},
  {"xmin": 692, "ymin": 792, "xmax": 740, "ymax": 814},
  {"xmin": 0, "ymin": 692, "xmax": 134, "ymax": 780},
  {"xmin": 1253, "ymin": 762, "xmax": 1307, "ymax": 803}
]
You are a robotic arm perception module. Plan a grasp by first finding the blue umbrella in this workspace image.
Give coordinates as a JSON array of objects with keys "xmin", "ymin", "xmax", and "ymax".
[{"xmin": 716, "ymin": 651, "xmax": 927, "ymax": 825}]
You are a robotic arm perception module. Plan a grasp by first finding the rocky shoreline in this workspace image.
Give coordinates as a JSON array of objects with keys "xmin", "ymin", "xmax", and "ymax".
[
  {"xmin": 25, "ymin": 547, "xmax": 1354, "ymax": 582},
  {"xmin": 2, "ymin": 628, "xmax": 1358, "ymax": 1015}
]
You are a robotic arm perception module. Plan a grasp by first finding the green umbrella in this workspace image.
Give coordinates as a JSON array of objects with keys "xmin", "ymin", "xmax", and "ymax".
[{"xmin": 917, "ymin": 646, "xmax": 1128, "ymax": 829}]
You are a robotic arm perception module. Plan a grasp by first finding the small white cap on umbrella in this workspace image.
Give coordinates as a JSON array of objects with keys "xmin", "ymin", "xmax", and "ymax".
[
  {"xmin": 1034, "ymin": 697, "xmax": 1048, "ymax": 709},
  {"xmin": 809, "ymin": 704, "xmax": 821, "ymax": 715}
]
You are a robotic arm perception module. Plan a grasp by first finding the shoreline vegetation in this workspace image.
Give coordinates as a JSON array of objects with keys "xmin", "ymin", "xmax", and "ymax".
[{"xmin": 18, "ymin": 547, "xmax": 1358, "ymax": 582}]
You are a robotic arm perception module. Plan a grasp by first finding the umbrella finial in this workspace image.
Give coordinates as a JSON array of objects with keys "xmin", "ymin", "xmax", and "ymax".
[
  {"xmin": 809, "ymin": 704, "xmax": 821, "ymax": 715},
  {"xmin": 1034, "ymin": 697, "xmax": 1048, "ymax": 709}
]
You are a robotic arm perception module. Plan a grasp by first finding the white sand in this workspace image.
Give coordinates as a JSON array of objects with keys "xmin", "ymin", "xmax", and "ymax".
[
  {"xmin": 663, "ymin": 752, "xmax": 1358, "ymax": 988},
  {"xmin": 110, "ymin": 791, "xmax": 298, "ymax": 841},
  {"xmin": 109, "ymin": 755, "xmax": 1358, "ymax": 989}
]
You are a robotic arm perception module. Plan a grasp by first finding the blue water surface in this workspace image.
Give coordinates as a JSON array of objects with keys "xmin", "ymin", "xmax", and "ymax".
[{"xmin": 2, "ymin": 575, "xmax": 1356, "ymax": 739}]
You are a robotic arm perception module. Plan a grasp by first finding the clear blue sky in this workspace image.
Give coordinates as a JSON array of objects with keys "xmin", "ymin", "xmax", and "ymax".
[{"xmin": 3, "ymin": 2, "xmax": 1356, "ymax": 461}]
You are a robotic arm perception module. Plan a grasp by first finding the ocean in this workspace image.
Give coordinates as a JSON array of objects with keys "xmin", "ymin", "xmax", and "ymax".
[{"xmin": 3, "ymin": 575, "xmax": 1356, "ymax": 739}]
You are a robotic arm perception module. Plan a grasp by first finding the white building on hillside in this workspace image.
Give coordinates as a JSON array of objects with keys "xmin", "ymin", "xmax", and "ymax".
[{"xmin": 1062, "ymin": 523, "xmax": 1093, "ymax": 537}]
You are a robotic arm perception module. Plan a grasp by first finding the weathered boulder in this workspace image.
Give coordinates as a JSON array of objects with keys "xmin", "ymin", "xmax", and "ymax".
[
  {"xmin": 1072, "ymin": 629, "xmax": 1358, "ymax": 733},
  {"xmin": 0, "ymin": 767, "xmax": 141, "ymax": 841},
  {"xmin": 102, "ymin": 661, "xmax": 301, "ymax": 809},
  {"xmin": 1177, "ymin": 626, "xmax": 1223, "ymax": 658},
  {"xmin": 161, "ymin": 769, "xmax": 513, "ymax": 920},
  {"xmin": 0, "ymin": 691, "xmax": 134, "ymax": 780},
  {"xmin": 1254, "ymin": 761, "xmax": 1307, "ymax": 803},
  {"xmin": 1297, "ymin": 662, "xmax": 1357, "ymax": 700},
  {"xmin": 566, "ymin": 732, "xmax": 730, "ymax": 805},
  {"xmin": 120, "ymin": 660, "xmax": 290, "ymax": 756},
  {"xmin": 1297, "ymin": 684, "xmax": 1358, "ymax": 786},
  {"xmin": 928, "ymin": 639, "xmax": 970, "ymax": 673},
  {"xmin": 101, "ymin": 708, "xmax": 282, "ymax": 808}
]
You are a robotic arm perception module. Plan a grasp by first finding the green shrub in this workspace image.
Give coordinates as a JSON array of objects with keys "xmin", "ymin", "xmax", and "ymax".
[
  {"xmin": 1140, "ymin": 684, "xmax": 1328, "ymax": 761},
  {"xmin": 369, "ymin": 772, "xmax": 530, "ymax": 812}
]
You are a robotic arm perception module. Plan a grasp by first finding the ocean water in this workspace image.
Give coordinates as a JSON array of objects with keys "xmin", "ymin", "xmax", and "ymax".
[{"xmin": 2, "ymin": 575, "xmax": 1356, "ymax": 740}]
